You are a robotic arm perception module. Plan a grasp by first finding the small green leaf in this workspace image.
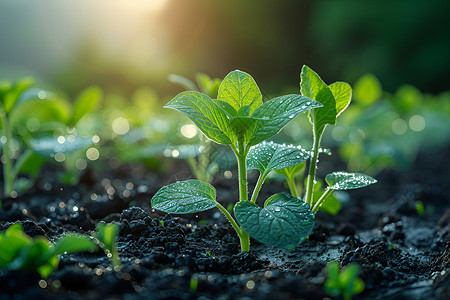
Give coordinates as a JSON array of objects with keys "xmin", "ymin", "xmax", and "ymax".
[
  {"xmin": 234, "ymin": 193, "xmax": 315, "ymax": 249},
  {"xmin": 93, "ymin": 222, "xmax": 120, "ymax": 267},
  {"xmin": 2, "ymin": 78, "xmax": 34, "ymax": 113},
  {"xmin": 247, "ymin": 141, "xmax": 310, "ymax": 178},
  {"xmin": 248, "ymin": 94, "xmax": 322, "ymax": 146},
  {"xmin": 165, "ymin": 91, "xmax": 235, "ymax": 145},
  {"xmin": 325, "ymin": 172, "xmax": 377, "ymax": 190},
  {"xmin": 151, "ymin": 180, "xmax": 217, "ymax": 214},
  {"xmin": 218, "ymin": 70, "xmax": 262, "ymax": 114},
  {"xmin": 195, "ymin": 73, "xmax": 220, "ymax": 98},
  {"xmin": 72, "ymin": 86, "xmax": 102, "ymax": 126},
  {"xmin": 300, "ymin": 65, "xmax": 336, "ymax": 135},
  {"xmin": 275, "ymin": 162, "xmax": 306, "ymax": 178},
  {"xmin": 53, "ymin": 234, "xmax": 98, "ymax": 256},
  {"xmin": 214, "ymin": 99, "xmax": 237, "ymax": 117},
  {"xmin": 168, "ymin": 74, "xmax": 198, "ymax": 91},
  {"xmin": 329, "ymin": 82, "xmax": 352, "ymax": 117},
  {"xmin": 0, "ymin": 224, "xmax": 31, "ymax": 268},
  {"xmin": 30, "ymin": 136, "xmax": 93, "ymax": 157}
]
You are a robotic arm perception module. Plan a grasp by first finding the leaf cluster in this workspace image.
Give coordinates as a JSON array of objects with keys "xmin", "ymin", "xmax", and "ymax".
[{"xmin": 324, "ymin": 261, "xmax": 365, "ymax": 300}]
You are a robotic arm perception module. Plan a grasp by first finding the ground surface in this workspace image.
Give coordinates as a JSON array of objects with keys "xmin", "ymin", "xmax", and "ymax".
[{"xmin": 0, "ymin": 145, "xmax": 449, "ymax": 300}]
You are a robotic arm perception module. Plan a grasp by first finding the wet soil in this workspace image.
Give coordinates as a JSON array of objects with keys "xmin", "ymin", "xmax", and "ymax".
[{"xmin": 1, "ymin": 145, "xmax": 449, "ymax": 300}]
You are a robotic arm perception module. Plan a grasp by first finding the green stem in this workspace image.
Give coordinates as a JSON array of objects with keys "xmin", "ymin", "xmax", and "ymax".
[
  {"xmin": 186, "ymin": 157, "xmax": 202, "ymax": 181},
  {"xmin": 1, "ymin": 112, "xmax": 12, "ymax": 197},
  {"xmin": 11, "ymin": 149, "xmax": 33, "ymax": 182},
  {"xmin": 216, "ymin": 203, "xmax": 242, "ymax": 236},
  {"xmin": 286, "ymin": 174, "xmax": 298, "ymax": 198},
  {"xmin": 305, "ymin": 128, "xmax": 323, "ymax": 207},
  {"xmin": 250, "ymin": 173, "xmax": 266, "ymax": 203},
  {"xmin": 312, "ymin": 188, "xmax": 334, "ymax": 213}
]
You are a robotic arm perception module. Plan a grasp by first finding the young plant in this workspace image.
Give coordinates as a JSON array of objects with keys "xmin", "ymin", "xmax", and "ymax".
[
  {"xmin": 152, "ymin": 69, "xmax": 322, "ymax": 251},
  {"xmin": 0, "ymin": 222, "xmax": 120, "ymax": 278},
  {"xmin": 0, "ymin": 223, "xmax": 98, "ymax": 278},
  {"xmin": 275, "ymin": 66, "xmax": 377, "ymax": 216},
  {"xmin": 0, "ymin": 79, "xmax": 54, "ymax": 198},
  {"xmin": 324, "ymin": 261, "xmax": 365, "ymax": 300}
]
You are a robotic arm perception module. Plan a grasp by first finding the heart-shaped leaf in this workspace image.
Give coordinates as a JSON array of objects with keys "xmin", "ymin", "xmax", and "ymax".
[
  {"xmin": 234, "ymin": 193, "xmax": 315, "ymax": 249},
  {"xmin": 325, "ymin": 171, "xmax": 377, "ymax": 190},
  {"xmin": 300, "ymin": 65, "xmax": 336, "ymax": 135},
  {"xmin": 248, "ymin": 94, "xmax": 322, "ymax": 146},
  {"xmin": 329, "ymin": 82, "xmax": 352, "ymax": 117},
  {"xmin": 247, "ymin": 141, "xmax": 310, "ymax": 178},
  {"xmin": 218, "ymin": 70, "xmax": 262, "ymax": 115},
  {"xmin": 165, "ymin": 91, "xmax": 235, "ymax": 145},
  {"xmin": 151, "ymin": 180, "xmax": 217, "ymax": 214}
]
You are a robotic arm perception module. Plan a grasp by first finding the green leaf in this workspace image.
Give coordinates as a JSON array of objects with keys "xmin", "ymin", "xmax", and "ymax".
[
  {"xmin": 329, "ymin": 82, "xmax": 352, "ymax": 117},
  {"xmin": 325, "ymin": 172, "xmax": 377, "ymax": 190},
  {"xmin": 300, "ymin": 65, "xmax": 336, "ymax": 134},
  {"xmin": 72, "ymin": 86, "xmax": 102, "ymax": 126},
  {"xmin": 53, "ymin": 234, "xmax": 98, "ymax": 256},
  {"xmin": 165, "ymin": 91, "xmax": 235, "ymax": 145},
  {"xmin": 247, "ymin": 141, "xmax": 310, "ymax": 178},
  {"xmin": 218, "ymin": 70, "xmax": 262, "ymax": 115},
  {"xmin": 93, "ymin": 223, "xmax": 120, "ymax": 267},
  {"xmin": 215, "ymin": 99, "xmax": 237, "ymax": 117},
  {"xmin": 234, "ymin": 193, "xmax": 315, "ymax": 249},
  {"xmin": 248, "ymin": 94, "xmax": 322, "ymax": 146},
  {"xmin": 30, "ymin": 136, "xmax": 93, "ymax": 157},
  {"xmin": 195, "ymin": 73, "xmax": 220, "ymax": 98},
  {"xmin": 168, "ymin": 74, "xmax": 198, "ymax": 91},
  {"xmin": 2, "ymin": 78, "xmax": 34, "ymax": 113},
  {"xmin": 275, "ymin": 162, "xmax": 306, "ymax": 178},
  {"xmin": 151, "ymin": 180, "xmax": 217, "ymax": 214},
  {"xmin": 0, "ymin": 223, "xmax": 31, "ymax": 268}
]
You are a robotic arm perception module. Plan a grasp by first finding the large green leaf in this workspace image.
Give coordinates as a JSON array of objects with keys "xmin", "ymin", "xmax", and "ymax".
[
  {"xmin": 325, "ymin": 171, "xmax": 377, "ymax": 190},
  {"xmin": 72, "ymin": 86, "xmax": 102, "ymax": 126},
  {"xmin": 218, "ymin": 70, "xmax": 262, "ymax": 114},
  {"xmin": 248, "ymin": 94, "xmax": 322, "ymax": 146},
  {"xmin": 329, "ymin": 82, "xmax": 352, "ymax": 117},
  {"xmin": 151, "ymin": 180, "xmax": 217, "ymax": 214},
  {"xmin": 165, "ymin": 91, "xmax": 235, "ymax": 145},
  {"xmin": 30, "ymin": 136, "xmax": 93, "ymax": 157},
  {"xmin": 234, "ymin": 193, "xmax": 315, "ymax": 249},
  {"xmin": 300, "ymin": 65, "xmax": 336, "ymax": 135},
  {"xmin": 247, "ymin": 141, "xmax": 310, "ymax": 178}
]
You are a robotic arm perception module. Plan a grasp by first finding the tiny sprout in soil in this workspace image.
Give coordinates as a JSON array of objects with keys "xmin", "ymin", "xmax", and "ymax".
[{"xmin": 151, "ymin": 65, "xmax": 377, "ymax": 252}]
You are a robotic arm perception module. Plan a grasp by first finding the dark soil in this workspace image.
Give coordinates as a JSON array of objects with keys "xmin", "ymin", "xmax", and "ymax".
[{"xmin": 1, "ymin": 145, "xmax": 449, "ymax": 300}]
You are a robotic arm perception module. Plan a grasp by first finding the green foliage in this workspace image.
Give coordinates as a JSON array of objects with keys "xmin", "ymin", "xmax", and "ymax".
[
  {"xmin": 324, "ymin": 261, "xmax": 365, "ymax": 300},
  {"xmin": 93, "ymin": 222, "xmax": 121, "ymax": 268},
  {"xmin": 0, "ymin": 223, "xmax": 97, "ymax": 278},
  {"xmin": 234, "ymin": 193, "xmax": 315, "ymax": 249},
  {"xmin": 152, "ymin": 66, "xmax": 376, "ymax": 252}
]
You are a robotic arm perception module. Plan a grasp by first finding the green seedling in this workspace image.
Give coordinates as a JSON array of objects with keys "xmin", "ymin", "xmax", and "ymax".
[
  {"xmin": 168, "ymin": 72, "xmax": 222, "ymax": 183},
  {"xmin": 92, "ymin": 222, "xmax": 121, "ymax": 268},
  {"xmin": 324, "ymin": 261, "xmax": 365, "ymax": 300},
  {"xmin": 0, "ymin": 78, "xmax": 54, "ymax": 198},
  {"xmin": 0, "ymin": 223, "xmax": 98, "ymax": 278},
  {"xmin": 152, "ymin": 69, "xmax": 323, "ymax": 251},
  {"xmin": 151, "ymin": 67, "xmax": 376, "ymax": 252}
]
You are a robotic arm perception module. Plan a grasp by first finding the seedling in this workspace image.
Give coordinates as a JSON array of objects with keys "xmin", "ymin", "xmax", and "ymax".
[
  {"xmin": 324, "ymin": 261, "xmax": 365, "ymax": 300},
  {"xmin": 0, "ymin": 222, "xmax": 120, "ymax": 277},
  {"xmin": 151, "ymin": 67, "xmax": 376, "ymax": 252},
  {"xmin": 0, "ymin": 223, "xmax": 97, "ymax": 278}
]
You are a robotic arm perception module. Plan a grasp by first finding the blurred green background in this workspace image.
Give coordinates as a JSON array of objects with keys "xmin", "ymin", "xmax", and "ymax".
[{"xmin": 1, "ymin": 0, "xmax": 449, "ymax": 97}]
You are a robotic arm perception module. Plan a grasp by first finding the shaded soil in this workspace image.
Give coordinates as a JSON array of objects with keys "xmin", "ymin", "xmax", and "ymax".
[{"xmin": 1, "ymin": 145, "xmax": 449, "ymax": 300}]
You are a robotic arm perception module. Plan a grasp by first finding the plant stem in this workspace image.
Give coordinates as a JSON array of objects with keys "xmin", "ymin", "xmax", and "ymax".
[
  {"xmin": 231, "ymin": 140, "xmax": 250, "ymax": 252},
  {"xmin": 305, "ymin": 128, "xmax": 323, "ymax": 207},
  {"xmin": 11, "ymin": 149, "xmax": 33, "ymax": 182},
  {"xmin": 312, "ymin": 188, "xmax": 334, "ymax": 213},
  {"xmin": 250, "ymin": 173, "xmax": 265, "ymax": 203},
  {"xmin": 286, "ymin": 174, "xmax": 298, "ymax": 198},
  {"xmin": 216, "ymin": 203, "xmax": 242, "ymax": 236},
  {"xmin": 1, "ymin": 112, "xmax": 12, "ymax": 197}
]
